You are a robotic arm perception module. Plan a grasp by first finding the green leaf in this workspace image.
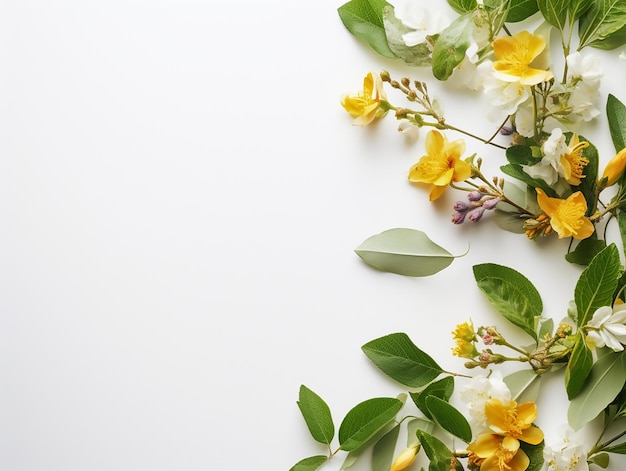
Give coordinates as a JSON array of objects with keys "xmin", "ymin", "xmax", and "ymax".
[
  {"xmin": 425, "ymin": 396, "xmax": 472, "ymax": 443},
  {"xmin": 576, "ymin": 135, "xmax": 599, "ymax": 217},
  {"xmin": 589, "ymin": 452, "xmax": 610, "ymax": 467},
  {"xmin": 506, "ymin": 0, "xmax": 539, "ymax": 22},
  {"xmin": 607, "ymin": 93, "xmax": 626, "ymax": 152},
  {"xmin": 520, "ymin": 440, "xmax": 545, "ymax": 471},
  {"xmin": 431, "ymin": 13, "xmax": 473, "ymax": 80},
  {"xmin": 504, "ymin": 369, "xmax": 541, "ymax": 403},
  {"xmin": 473, "ymin": 263, "xmax": 543, "ymax": 341},
  {"xmin": 289, "ymin": 455, "xmax": 329, "ymax": 471},
  {"xmin": 382, "ymin": 7, "xmax": 433, "ymax": 66},
  {"xmin": 416, "ymin": 430, "xmax": 458, "ymax": 471},
  {"xmin": 362, "ymin": 333, "xmax": 444, "ymax": 387},
  {"xmin": 589, "ymin": 22, "xmax": 626, "ymax": 49},
  {"xmin": 538, "ymin": 0, "xmax": 569, "ymax": 31},
  {"xmin": 339, "ymin": 397, "xmax": 404, "ymax": 451},
  {"xmin": 297, "ymin": 385, "xmax": 335, "ymax": 445},
  {"xmin": 565, "ymin": 236, "xmax": 606, "ymax": 266},
  {"xmin": 574, "ymin": 243, "xmax": 622, "ymax": 327},
  {"xmin": 372, "ymin": 424, "xmax": 400, "ymax": 471},
  {"xmin": 603, "ymin": 442, "xmax": 626, "ymax": 454},
  {"xmin": 505, "ymin": 145, "xmax": 541, "ymax": 166},
  {"xmin": 411, "ymin": 376, "xmax": 455, "ymax": 419},
  {"xmin": 355, "ymin": 228, "xmax": 461, "ymax": 277},
  {"xmin": 579, "ymin": 0, "xmax": 626, "ymax": 50},
  {"xmin": 565, "ymin": 333, "xmax": 593, "ymax": 399},
  {"xmin": 407, "ymin": 418, "xmax": 434, "ymax": 445},
  {"xmin": 447, "ymin": 0, "xmax": 478, "ymax": 14},
  {"xmin": 568, "ymin": 351, "xmax": 626, "ymax": 430},
  {"xmin": 500, "ymin": 163, "xmax": 557, "ymax": 197},
  {"xmin": 338, "ymin": 0, "xmax": 396, "ymax": 58}
]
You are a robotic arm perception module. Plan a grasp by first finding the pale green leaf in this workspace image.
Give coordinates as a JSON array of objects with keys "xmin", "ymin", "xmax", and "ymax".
[
  {"xmin": 568, "ymin": 351, "xmax": 626, "ymax": 430},
  {"xmin": 382, "ymin": 6, "xmax": 433, "ymax": 66},
  {"xmin": 290, "ymin": 455, "xmax": 328, "ymax": 471},
  {"xmin": 504, "ymin": 369, "xmax": 542, "ymax": 403},
  {"xmin": 425, "ymin": 396, "xmax": 472, "ymax": 443},
  {"xmin": 607, "ymin": 93, "xmax": 626, "ymax": 152},
  {"xmin": 579, "ymin": 0, "xmax": 626, "ymax": 50},
  {"xmin": 507, "ymin": 0, "xmax": 538, "ymax": 22},
  {"xmin": 297, "ymin": 385, "xmax": 335, "ymax": 445},
  {"xmin": 473, "ymin": 263, "xmax": 543, "ymax": 341},
  {"xmin": 362, "ymin": 333, "xmax": 444, "ymax": 388},
  {"xmin": 589, "ymin": 453, "xmax": 610, "ymax": 467},
  {"xmin": 406, "ymin": 418, "xmax": 434, "ymax": 446},
  {"xmin": 447, "ymin": 0, "xmax": 478, "ymax": 14},
  {"xmin": 339, "ymin": 397, "xmax": 404, "ymax": 451},
  {"xmin": 338, "ymin": 0, "xmax": 396, "ymax": 58},
  {"xmin": 574, "ymin": 243, "xmax": 622, "ymax": 327},
  {"xmin": 372, "ymin": 425, "xmax": 400, "ymax": 471},
  {"xmin": 431, "ymin": 13, "xmax": 473, "ymax": 80},
  {"xmin": 355, "ymin": 228, "xmax": 459, "ymax": 277}
]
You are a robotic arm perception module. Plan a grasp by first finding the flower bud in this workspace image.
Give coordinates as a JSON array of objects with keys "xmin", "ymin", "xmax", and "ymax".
[
  {"xmin": 467, "ymin": 191, "xmax": 483, "ymax": 201},
  {"xmin": 390, "ymin": 444, "xmax": 420, "ymax": 471},
  {"xmin": 451, "ymin": 211, "xmax": 466, "ymax": 224},
  {"xmin": 454, "ymin": 201, "xmax": 470, "ymax": 212},
  {"xmin": 601, "ymin": 147, "xmax": 626, "ymax": 187},
  {"xmin": 482, "ymin": 197, "xmax": 501, "ymax": 210},
  {"xmin": 468, "ymin": 207, "xmax": 485, "ymax": 222}
]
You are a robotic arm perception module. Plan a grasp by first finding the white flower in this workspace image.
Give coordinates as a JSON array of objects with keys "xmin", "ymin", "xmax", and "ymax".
[
  {"xmin": 567, "ymin": 52, "xmax": 602, "ymax": 86},
  {"xmin": 460, "ymin": 372, "xmax": 511, "ymax": 431},
  {"xmin": 478, "ymin": 61, "xmax": 531, "ymax": 122},
  {"xmin": 562, "ymin": 52, "xmax": 602, "ymax": 125},
  {"xmin": 394, "ymin": 3, "xmax": 449, "ymax": 46},
  {"xmin": 586, "ymin": 304, "xmax": 626, "ymax": 351},
  {"xmin": 544, "ymin": 426, "xmax": 588, "ymax": 471},
  {"xmin": 397, "ymin": 121, "xmax": 420, "ymax": 143},
  {"xmin": 522, "ymin": 128, "xmax": 567, "ymax": 187}
]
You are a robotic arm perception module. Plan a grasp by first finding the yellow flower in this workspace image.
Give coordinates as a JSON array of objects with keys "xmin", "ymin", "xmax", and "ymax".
[
  {"xmin": 601, "ymin": 147, "xmax": 626, "ymax": 187},
  {"xmin": 389, "ymin": 444, "xmax": 419, "ymax": 471},
  {"xmin": 469, "ymin": 433, "xmax": 530, "ymax": 471},
  {"xmin": 452, "ymin": 321, "xmax": 478, "ymax": 359},
  {"xmin": 492, "ymin": 31, "xmax": 553, "ymax": 85},
  {"xmin": 535, "ymin": 189, "xmax": 594, "ymax": 240},
  {"xmin": 340, "ymin": 72, "xmax": 387, "ymax": 126},
  {"xmin": 560, "ymin": 134, "xmax": 589, "ymax": 186},
  {"xmin": 408, "ymin": 130, "xmax": 472, "ymax": 201},
  {"xmin": 485, "ymin": 399, "xmax": 544, "ymax": 446}
]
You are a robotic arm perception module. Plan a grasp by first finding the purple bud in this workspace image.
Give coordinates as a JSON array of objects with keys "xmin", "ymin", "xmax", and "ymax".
[
  {"xmin": 482, "ymin": 197, "xmax": 501, "ymax": 210},
  {"xmin": 468, "ymin": 207, "xmax": 485, "ymax": 222},
  {"xmin": 453, "ymin": 201, "xmax": 470, "ymax": 212},
  {"xmin": 467, "ymin": 191, "xmax": 483, "ymax": 201},
  {"xmin": 500, "ymin": 125, "xmax": 514, "ymax": 136},
  {"xmin": 451, "ymin": 211, "xmax": 466, "ymax": 224}
]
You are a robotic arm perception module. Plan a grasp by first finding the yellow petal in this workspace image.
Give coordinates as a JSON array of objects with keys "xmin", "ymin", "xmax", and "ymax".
[
  {"xmin": 602, "ymin": 147, "xmax": 626, "ymax": 186},
  {"xmin": 520, "ymin": 425, "xmax": 544, "ymax": 445},
  {"xmin": 429, "ymin": 184, "xmax": 448, "ymax": 201},
  {"xmin": 425, "ymin": 130, "xmax": 445, "ymax": 156}
]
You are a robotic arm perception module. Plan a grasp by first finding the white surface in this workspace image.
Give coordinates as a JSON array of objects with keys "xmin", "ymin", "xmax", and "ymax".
[{"xmin": 1, "ymin": 0, "xmax": 624, "ymax": 470}]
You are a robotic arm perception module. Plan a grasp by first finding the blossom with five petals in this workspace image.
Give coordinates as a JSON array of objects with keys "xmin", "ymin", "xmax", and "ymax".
[
  {"xmin": 340, "ymin": 72, "xmax": 387, "ymax": 126},
  {"xmin": 585, "ymin": 303, "xmax": 626, "ymax": 351},
  {"xmin": 408, "ymin": 130, "xmax": 472, "ymax": 201},
  {"xmin": 468, "ymin": 433, "xmax": 530, "ymax": 471},
  {"xmin": 485, "ymin": 398, "xmax": 544, "ymax": 446},
  {"xmin": 535, "ymin": 189, "xmax": 594, "ymax": 240},
  {"xmin": 492, "ymin": 31, "xmax": 553, "ymax": 85}
]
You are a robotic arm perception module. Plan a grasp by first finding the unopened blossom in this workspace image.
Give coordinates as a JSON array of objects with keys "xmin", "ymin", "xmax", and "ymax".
[
  {"xmin": 492, "ymin": 31, "xmax": 553, "ymax": 85},
  {"xmin": 485, "ymin": 398, "xmax": 544, "ymax": 446},
  {"xmin": 544, "ymin": 426, "xmax": 588, "ymax": 471},
  {"xmin": 601, "ymin": 147, "xmax": 626, "ymax": 186},
  {"xmin": 408, "ymin": 130, "xmax": 472, "ymax": 201},
  {"xmin": 585, "ymin": 303, "xmax": 626, "ymax": 351},
  {"xmin": 389, "ymin": 444, "xmax": 419, "ymax": 471},
  {"xmin": 394, "ymin": 3, "xmax": 449, "ymax": 46},
  {"xmin": 460, "ymin": 373, "xmax": 511, "ymax": 430},
  {"xmin": 341, "ymin": 72, "xmax": 387, "ymax": 126},
  {"xmin": 535, "ymin": 189, "xmax": 594, "ymax": 240}
]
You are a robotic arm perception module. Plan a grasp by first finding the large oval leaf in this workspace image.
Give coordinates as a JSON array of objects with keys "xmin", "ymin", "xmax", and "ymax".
[
  {"xmin": 297, "ymin": 385, "xmax": 335, "ymax": 445},
  {"xmin": 354, "ymin": 228, "xmax": 459, "ymax": 277},
  {"xmin": 338, "ymin": 397, "xmax": 404, "ymax": 451},
  {"xmin": 337, "ymin": 0, "xmax": 396, "ymax": 58},
  {"xmin": 372, "ymin": 424, "xmax": 400, "ymax": 471},
  {"xmin": 362, "ymin": 333, "xmax": 444, "ymax": 388},
  {"xmin": 564, "ymin": 333, "xmax": 593, "ymax": 399},
  {"xmin": 568, "ymin": 351, "xmax": 626, "ymax": 430},
  {"xmin": 425, "ymin": 396, "xmax": 472, "ymax": 443},
  {"xmin": 503, "ymin": 369, "xmax": 542, "ymax": 403}
]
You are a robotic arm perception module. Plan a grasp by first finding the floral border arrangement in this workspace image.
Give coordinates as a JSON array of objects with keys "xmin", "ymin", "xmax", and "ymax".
[{"xmin": 291, "ymin": 1, "xmax": 626, "ymax": 471}]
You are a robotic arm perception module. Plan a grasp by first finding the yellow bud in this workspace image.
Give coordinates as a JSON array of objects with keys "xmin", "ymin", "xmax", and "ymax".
[
  {"xmin": 601, "ymin": 147, "xmax": 626, "ymax": 187},
  {"xmin": 390, "ymin": 445, "xmax": 419, "ymax": 471}
]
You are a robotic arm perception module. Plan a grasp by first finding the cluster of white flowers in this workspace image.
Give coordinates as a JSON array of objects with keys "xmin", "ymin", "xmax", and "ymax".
[
  {"xmin": 586, "ymin": 303, "xmax": 626, "ymax": 352},
  {"xmin": 543, "ymin": 426, "xmax": 589, "ymax": 471}
]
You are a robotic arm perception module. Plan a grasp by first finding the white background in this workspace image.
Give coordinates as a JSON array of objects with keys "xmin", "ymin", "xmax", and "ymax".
[{"xmin": 1, "ymin": 0, "xmax": 625, "ymax": 470}]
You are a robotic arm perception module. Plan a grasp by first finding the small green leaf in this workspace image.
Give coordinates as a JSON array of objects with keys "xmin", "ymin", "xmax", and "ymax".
[
  {"xmin": 574, "ymin": 243, "xmax": 622, "ymax": 327},
  {"xmin": 447, "ymin": 0, "xmax": 478, "ymax": 14},
  {"xmin": 565, "ymin": 333, "xmax": 594, "ymax": 399},
  {"xmin": 521, "ymin": 440, "xmax": 545, "ymax": 471},
  {"xmin": 504, "ymin": 369, "xmax": 542, "ymax": 403},
  {"xmin": 289, "ymin": 455, "xmax": 329, "ymax": 471},
  {"xmin": 579, "ymin": 0, "xmax": 626, "ymax": 50},
  {"xmin": 411, "ymin": 376, "xmax": 455, "ymax": 419},
  {"xmin": 500, "ymin": 163, "xmax": 557, "ymax": 197},
  {"xmin": 473, "ymin": 263, "xmax": 543, "ymax": 341},
  {"xmin": 339, "ymin": 397, "xmax": 404, "ymax": 451},
  {"xmin": 507, "ymin": 0, "xmax": 539, "ymax": 22},
  {"xmin": 425, "ymin": 396, "xmax": 472, "ymax": 443},
  {"xmin": 431, "ymin": 13, "xmax": 473, "ymax": 80},
  {"xmin": 568, "ymin": 351, "xmax": 626, "ymax": 430},
  {"xmin": 338, "ymin": 0, "xmax": 396, "ymax": 58},
  {"xmin": 416, "ymin": 430, "xmax": 457, "ymax": 471},
  {"xmin": 355, "ymin": 228, "xmax": 460, "ymax": 277},
  {"xmin": 607, "ymin": 94, "xmax": 626, "ymax": 152},
  {"xmin": 505, "ymin": 145, "xmax": 540, "ymax": 166},
  {"xmin": 565, "ymin": 236, "xmax": 606, "ymax": 266},
  {"xmin": 297, "ymin": 385, "xmax": 335, "ymax": 445},
  {"xmin": 407, "ymin": 418, "xmax": 434, "ymax": 446},
  {"xmin": 603, "ymin": 442, "xmax": 626, "ymax": 454},
  {"xmin": 372, "ymin": 425, "xmax": 400, "ymax": 471},
  {"xmin": 362, "ymin": 333, "xmax": 444, "ymax": 388},
  {"xmin": 589, "ymin": 452, "xmax": 610, "ymax": 467}
]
